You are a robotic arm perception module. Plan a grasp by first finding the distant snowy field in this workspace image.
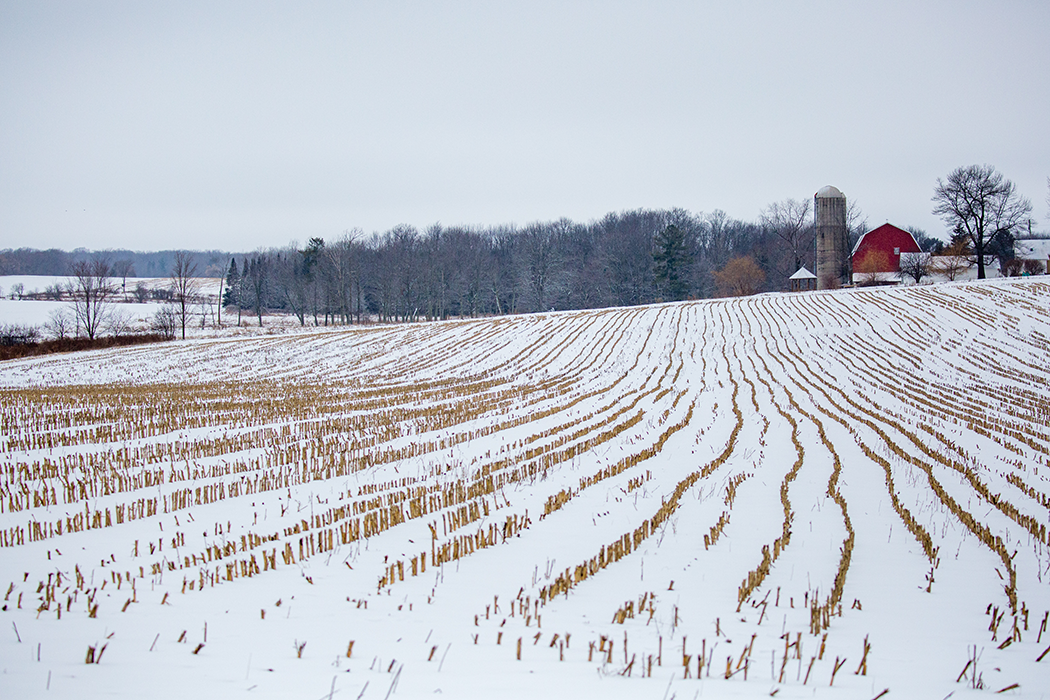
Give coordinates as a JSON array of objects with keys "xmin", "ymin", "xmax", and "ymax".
[
  {"xmin": 1, "ymin": 278, "xmax": 1049, "ymax": 699},
  {"xmin": 0, "ymin": 276, "xmax": 228, "ymax": 334},
  {"xmin": 0, "ymin": 275, "xmax": 223, "ymax": 298},
  {"xmin": 0, "ymin": 299, "xmax": 73, "ymax": 326}
]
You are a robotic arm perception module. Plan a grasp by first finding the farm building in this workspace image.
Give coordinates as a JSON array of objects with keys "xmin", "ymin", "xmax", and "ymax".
[
  {"xmin": 815, "ymin": 186, "xmax": 850, "ymax": 289},
  {"xmin": 788, "ymin": 266, "xmax": 817, "ymax": 292},
  {"xmin": 898, "ymin": 253, "xmax": 1004, "ymax": 285},
  {"xmin": 1011, "ymin": 239, "xmax": 1050, "ymax": 275},
  {"xmin": 851, "ymin": 224, "xmax": 921, "ymax": 282}
]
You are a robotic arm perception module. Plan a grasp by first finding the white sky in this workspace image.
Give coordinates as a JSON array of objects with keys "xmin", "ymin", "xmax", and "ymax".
[{"xmin": 2, "ymin": 1, "xmax": 1048, "ymax": 252}]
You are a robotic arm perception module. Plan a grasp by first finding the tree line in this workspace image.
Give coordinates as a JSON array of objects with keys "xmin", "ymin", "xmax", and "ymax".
[
  {"xmin": 9, "ymin": 163, "xmax": 1043, "ymax": 335},
  {"xmin": 0, "ymin": 202, "xmax": 886, "ymax": 327},
  {"xmin": 0, "ymin": 247, "xmax": 231, "ymax": 279},
  {"xmin": 219, "ymin": 204, "xmax": 879, "ymax": 326}
]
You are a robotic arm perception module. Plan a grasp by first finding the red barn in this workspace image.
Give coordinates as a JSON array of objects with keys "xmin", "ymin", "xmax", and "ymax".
[{"xmin": 852, "ymin": 223, "xmax": 921, "ymax": 275}]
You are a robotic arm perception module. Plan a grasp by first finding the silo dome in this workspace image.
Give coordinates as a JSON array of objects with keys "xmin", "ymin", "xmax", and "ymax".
[{"xmin": 815, "ymin": 185, "xmax": 845, "ymax": 199}]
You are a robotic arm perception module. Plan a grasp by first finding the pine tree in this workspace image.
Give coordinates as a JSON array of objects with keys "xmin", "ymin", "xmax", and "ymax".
[
  {"xmin": 653, "ymin": 224, "xmax": 689, "ymax": 301},
  {"xmin": 223, "ymin": 258, "xmax": 240, "ymax": 308}
]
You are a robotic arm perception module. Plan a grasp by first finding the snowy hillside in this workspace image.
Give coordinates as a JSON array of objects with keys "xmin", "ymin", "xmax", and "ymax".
[{"xmin": 2, "ymin": 279, "xmax": 1049, "ymax": 699}]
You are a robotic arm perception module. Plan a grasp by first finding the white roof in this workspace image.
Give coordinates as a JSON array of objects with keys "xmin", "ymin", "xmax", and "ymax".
[
  {"xmin": 1015, "ymin": 239, "xmax": 1050, "ymax": 259},
  {"xmin": 789, "ymin": 266, "xmax": 817, "ymax": 280},
  {"xmin": 815, "ymin": 185, "xmax": 845, "ymax": 199},
  {"xmin": 851, "ymin": 231, "xmax": 868, "ymax": 256}
]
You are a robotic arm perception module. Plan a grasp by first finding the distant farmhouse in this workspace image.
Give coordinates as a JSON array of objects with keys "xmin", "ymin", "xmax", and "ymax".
[
  {"xmin": 850, "ymin": 223, "xmax": 1048, "ymax": 286},
  {"xmin": 791, "ymin": 184, "xmax": 1048, "ymax": 292},
  {"xmin": 1011, "ymin": 239, "xmax": 1050, "ymax": 275}
]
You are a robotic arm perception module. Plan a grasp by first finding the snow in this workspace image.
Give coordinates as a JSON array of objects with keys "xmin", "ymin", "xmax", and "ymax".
[
  {"xmin": 897, "ymin": 254, "xmax": 1006, "ymax": 285},
  {"xmin": 788, "ymin": 267, "xmax": 816, "ymax": 280},
  {"xmin": 0, "ymin": 275, "xmax": 223, "ymax": 298},
  {"xmin": 815, "ymin": 185, "xmax": 844, "ymax": 199},
  {"xmin": 0, "ymin": 276, "xmax": 224, "ymax": 334},
  {"xmin": 1015, "ymin": 240, "xmax": 1050, "ymax": 261},
  {"xmin": 0, "ymin": 299, "xmax": 75, "ymax": 326},
  {"xmin": 1, "ymin": 278, "xmax": 1049, "ymax": 699}
]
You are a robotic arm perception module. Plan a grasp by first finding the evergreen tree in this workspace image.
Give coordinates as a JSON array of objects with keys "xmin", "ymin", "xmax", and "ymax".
[
  {"xmin": 222, "ymin": 258, "xmax": 240, "ymax": 308},
  {"xmin": 653, "ymin": 224, "xmax": 689, "ymax": 301}
]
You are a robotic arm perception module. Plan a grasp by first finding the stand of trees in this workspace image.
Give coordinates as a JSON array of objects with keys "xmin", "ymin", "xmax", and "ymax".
[
  {"xmin": 0, "ymin": 248, "xmax": 231, "ymax": 278},
  {"xmin": 218, "ymin": 206, "xmax": 834, "ymax": 325}
]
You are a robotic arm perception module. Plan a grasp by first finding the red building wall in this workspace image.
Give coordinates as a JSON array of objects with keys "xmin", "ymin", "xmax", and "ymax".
[{"xmin": 852, "ymin": 223, "xmax": 921, "ymax": 272}]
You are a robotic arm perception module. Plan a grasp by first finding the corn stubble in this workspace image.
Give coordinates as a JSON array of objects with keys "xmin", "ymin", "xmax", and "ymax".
[{"xmin": 1, "ymin": 281, "xmax": 1048, "ymax": 694}]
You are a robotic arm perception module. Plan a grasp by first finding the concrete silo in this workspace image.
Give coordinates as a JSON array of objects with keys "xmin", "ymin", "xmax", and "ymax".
[{"xmin": 814, "ymin": 185, "xmax": 850, "ymax": 289}]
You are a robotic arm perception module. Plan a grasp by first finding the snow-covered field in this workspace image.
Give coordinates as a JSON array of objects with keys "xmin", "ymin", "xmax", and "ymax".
[
  {"xmin": 1, "ymin": 279, "xmax": 1049, "ymax": 699},
  {"xmin": 0, "ymin": 276, "xmax": 224, "ymax": 334},
  {"xmin": 0, "ymin": 275, "xmax": 224, "ymax": 300}
]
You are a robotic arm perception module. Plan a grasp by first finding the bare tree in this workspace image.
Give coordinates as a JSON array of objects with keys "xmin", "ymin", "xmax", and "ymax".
[
  {"xmin": 390, "ymin": 225, "xmax": 419, "ymax": 322},
  {"xmin": 216, "ymin": 256, "xmax": 232, "ymax": 327},
  {"xmin": 694, "ymin": 210, "xmax": 758, "ymax": 297},
  {"xmin": 274, "ymin": 249, "xmax": 310, "ymax": 325},
  {"xmin": 845, "ymin": 200, "xmax": 869, "ymax": 254},
  {"xmin": 932, "ymin": 164, "xmax": 1032, "ymax": 279},
  {"xmin": 930, "ymin": 236, "xmax": 974, "ymax": 282},
  {"xmin": 597, "ymin": 210, "xmax": 658, "ymax": 307},
  {"xmin": 198, "ymin": 297, "xmax": 210, "ymax": 330},
  {"xmin": 134, "ymin": 281, "xmax": 150, "ymax": 303},
  {"xmin": 112, "ymin": 259, "xmax": 135, "ymax": 300},
  {"xmin": 106, "ymin": 307, "xmax": 135, "ymax": 336},
  {"xmin": 761, "ymin": 199, "xmax": 813, "ymax": 280},
  {"xmin": 170, "ymin": 251, "xmax": 200, "ymax": 339},
  {"xmin": 246, "ymin": 255, "xmax": 268, "ymax": 326},
  {"xmin": 899, "ymin": 252, "xmax": 931, "ymax": 284},
  {"xmin": 151, "ymin": 306, "xmax": 177, "ymax": 339},
  {"xmin": 906, "ymin": 226, "xmax": 943, "ymax": 253},
  {"xmin": 44, "ymin": 308, "xmax": 73, "ymax": 340},
  {"xmin": 328, "ymin": 230, "xmax": 362, "ymax": 324},
  {"xmin": 418, "ymin": 224, "xmax": 453, "ymax": 320},
  {"xmin": 490, "ymin": 226, "xmax": 520, "ymax": 315},
  {"xmin": 67, "ymin": 257, "xmax": 113, "ymax": 339},
  {"xmin": 931, "ymin": 255, "xmax": 969, "ymax": 282}
]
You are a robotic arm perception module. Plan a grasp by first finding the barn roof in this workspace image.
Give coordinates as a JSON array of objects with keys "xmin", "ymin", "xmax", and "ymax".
[
  {"xmin": 789, "ymin": 266, "xmax": 817, "ymax": 280},
  {"xmin": 851, "ymin": 223, "xmax": 921, "ymax": 256}
]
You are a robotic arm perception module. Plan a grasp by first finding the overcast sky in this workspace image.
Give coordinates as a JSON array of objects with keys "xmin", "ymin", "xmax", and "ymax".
[{"xmin": 2, "ymin": 1, "xmax": 1048, "ymax": 252}]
